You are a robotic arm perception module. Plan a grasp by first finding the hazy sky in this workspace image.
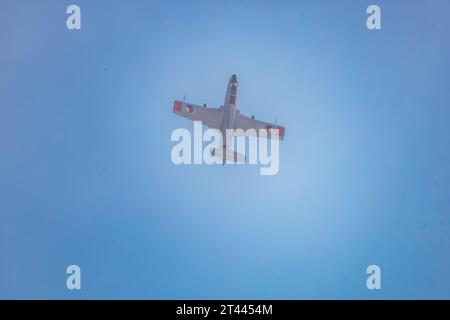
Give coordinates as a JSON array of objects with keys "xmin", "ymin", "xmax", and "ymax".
[{"xmin": 1, "ymin": 0, "xmax": 450, "ymax": 299}]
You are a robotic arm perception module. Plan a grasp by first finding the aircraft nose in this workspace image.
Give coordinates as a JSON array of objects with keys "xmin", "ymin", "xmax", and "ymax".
[{"xmin": 229, "ymin": 74, "xmax": 238, "ymax": 84}]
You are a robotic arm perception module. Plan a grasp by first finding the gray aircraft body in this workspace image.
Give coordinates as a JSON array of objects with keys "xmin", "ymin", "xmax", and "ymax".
[{"xmin": 173, "ymin": 74, "xmax": 285, "ymax": 163}]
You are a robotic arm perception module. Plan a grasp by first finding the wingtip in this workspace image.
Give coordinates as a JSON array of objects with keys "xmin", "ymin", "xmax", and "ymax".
[
  {"xmin": 279, "ymin": 126, "xmax": 285, "ymax": 140},
  {"xmin": 173, "ymin": 100, "xmax": 183, "ymax": 112}
]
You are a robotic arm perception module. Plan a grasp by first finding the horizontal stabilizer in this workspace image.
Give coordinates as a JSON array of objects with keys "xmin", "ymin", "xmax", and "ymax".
[{"xmin": 210, "ymin": 148, "xmax": 246, "ymax": 164}]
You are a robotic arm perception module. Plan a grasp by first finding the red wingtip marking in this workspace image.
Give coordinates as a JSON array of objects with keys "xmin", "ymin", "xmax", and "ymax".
[
  {"xmin": 173, "ymin": 100, "xmax": 183, "ymax": 112},
  {"xmin": 279, "ymin": 126, "xmax": 285, "ymax": 139}
]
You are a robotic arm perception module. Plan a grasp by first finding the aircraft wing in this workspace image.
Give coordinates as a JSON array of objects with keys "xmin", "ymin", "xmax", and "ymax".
[
  {"xmin": 234, "ymin": 112, "xmax": 285, "ymax": 140},
  {"xmin": 173, "ymin": 100, "xmax": 223, "ymax": 130}
]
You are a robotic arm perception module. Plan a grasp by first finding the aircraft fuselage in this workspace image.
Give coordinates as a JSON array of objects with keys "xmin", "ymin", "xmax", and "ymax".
[{"xmin": 221, "ymin": 74, "xmax": 239, "ymax": 149}]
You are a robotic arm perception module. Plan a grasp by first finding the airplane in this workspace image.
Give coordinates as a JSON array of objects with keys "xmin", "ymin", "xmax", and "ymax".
[{"xmin": 173, "ymin": 74, "xmax": 285, "ymax": 163}]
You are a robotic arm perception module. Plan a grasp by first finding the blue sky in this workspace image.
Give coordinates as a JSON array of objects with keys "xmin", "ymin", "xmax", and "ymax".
[{"xmin": 1, "ymin": 0, "xmax": 450, "ymax": 299}]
